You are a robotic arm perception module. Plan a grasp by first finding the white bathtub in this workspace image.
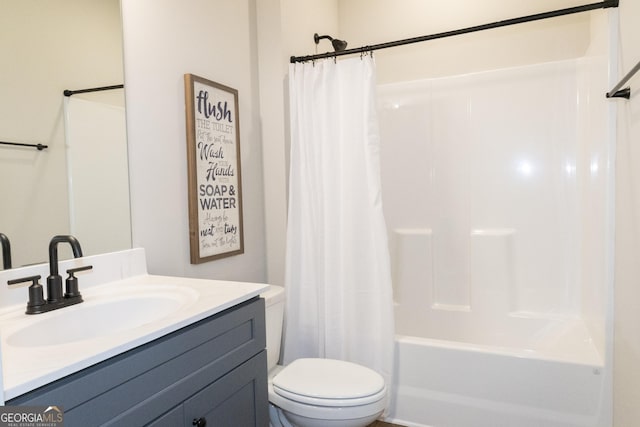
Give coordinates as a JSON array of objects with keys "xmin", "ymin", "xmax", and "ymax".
[
  {"xmin": 377, "ymin": 55, "xmax": 613, "ymax": 427},
  {"xmin": 387, "ymin": 327, "xmax": 607, "ymax": 427},
  {"xmin": 385, "ymin": 227, "xmax": 609, "ymax": 427}
]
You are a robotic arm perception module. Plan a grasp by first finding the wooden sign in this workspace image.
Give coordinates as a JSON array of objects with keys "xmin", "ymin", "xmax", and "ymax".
[{"xmin": 184, "ymin": 74, "xmax": 244, "ymax": 263}]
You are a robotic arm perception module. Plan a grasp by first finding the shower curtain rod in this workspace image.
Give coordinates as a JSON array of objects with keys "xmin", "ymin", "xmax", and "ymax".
[
  {"xmin": 290, "ymin": 0, "xmax": 619, "ymax": 64},
  {"xmin": 606, "ymin": 58, "xmax": 640, "ymax": 99},
  {"xmin": 0, "ymin": 141, "xmax": 48, "ymax": 151},
  {"xmin": 63, "ymin": 84, "xmax": 124, "ymax": 97},
  {"xmin": 1, "ymin": 84, "xmax": 124, "ymax": 151}
]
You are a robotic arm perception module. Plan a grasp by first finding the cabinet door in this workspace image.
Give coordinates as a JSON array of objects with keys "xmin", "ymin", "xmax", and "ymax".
[{"xmin": 184, "ymin": 350, "xmax": 268, "ymax": 427}]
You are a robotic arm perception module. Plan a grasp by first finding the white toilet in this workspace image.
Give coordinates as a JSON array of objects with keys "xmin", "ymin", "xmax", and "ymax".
[{"xmin": 262, "ymin": 285, "xmax": 387, "ymax": 427}]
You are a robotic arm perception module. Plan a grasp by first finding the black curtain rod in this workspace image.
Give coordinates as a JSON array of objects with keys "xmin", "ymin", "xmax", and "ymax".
[
  {"xmin": 0, "ymin": 141, "xmax": 48, "ymax": 151},
  {"xmin": 63, "ymin": 84, "xmax": 124, "ymax": 97},
  {"xmin": 290, "ymin": 0, "xmax": 619, "ymax": 63},
  {"xmin": 606, "ymin": 59, "xmax": 640, "ymax": 99}
]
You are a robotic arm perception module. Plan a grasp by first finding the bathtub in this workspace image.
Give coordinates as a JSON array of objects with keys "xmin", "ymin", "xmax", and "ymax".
[
  {"xmin": 376, "ymin": 55, "xmax": 613, "ymax": 427},
  {"xmin": 384, "ymin": 227, "xmax": 609, "ymax": 427},
  {"xmin": 387, "ymin": 320, "xmax": 607, "ymax": 427}
]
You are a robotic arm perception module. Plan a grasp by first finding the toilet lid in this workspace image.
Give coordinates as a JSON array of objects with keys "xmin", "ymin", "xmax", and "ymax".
[{"xmin": 272, "ymin": 358, "xmax": 386, "ymax": 407}]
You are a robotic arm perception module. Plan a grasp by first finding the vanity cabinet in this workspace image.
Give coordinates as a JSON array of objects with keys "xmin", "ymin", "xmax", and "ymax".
[{"xmin": 7, "ymin": 297, "xmax": 268, "ymax": 427}]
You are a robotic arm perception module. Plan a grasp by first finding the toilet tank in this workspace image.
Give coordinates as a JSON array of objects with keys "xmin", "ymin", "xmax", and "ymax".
[{"xmin": 261, "ymin": 285, "xmax": 285, "ymax": 370}]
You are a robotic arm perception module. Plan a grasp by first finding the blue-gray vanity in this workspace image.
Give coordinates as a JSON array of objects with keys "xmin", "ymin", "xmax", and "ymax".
[{"xmin": 0, "ymin": 249, "xmax": 269, "ymax": 426}]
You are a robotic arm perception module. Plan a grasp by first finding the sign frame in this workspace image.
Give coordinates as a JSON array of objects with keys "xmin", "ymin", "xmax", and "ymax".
[{"xmin": 184, "ymin": 73, "xmax": 244, "ymax": 263}]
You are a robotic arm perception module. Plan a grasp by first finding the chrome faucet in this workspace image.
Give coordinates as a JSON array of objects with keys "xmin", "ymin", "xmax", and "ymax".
[
  {"xmin": 7, "ymin": 235, "xmax": 92, "ymax": 314},
  {"xmin": 0, "ymin": 233, "xmax": 11, "ymax": 269}
]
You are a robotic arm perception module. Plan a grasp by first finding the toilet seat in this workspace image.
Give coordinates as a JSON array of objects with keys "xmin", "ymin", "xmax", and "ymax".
[
  {"xmin": 272, "ymin": 358, "xmax": 386, "ymax": 407},
  {"xmin": 269, "ymin": 386, "xmax": 387, "ymax": 423}
]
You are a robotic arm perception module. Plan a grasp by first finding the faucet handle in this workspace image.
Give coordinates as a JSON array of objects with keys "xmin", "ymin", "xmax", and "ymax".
[
  {"xmin": 66, "ymin": 265, "xmax": 93, "ymax": 275},
  {"xmin": 65, "ymin": 265, "xmax": 93, "ymax": 298},
  {"xmin": 8, "ymin": 275, "xmax": 46, "ymax": 313},
  {"xmin": 7, "ymin": 274, "xmax": 41, "ymax": 287}
]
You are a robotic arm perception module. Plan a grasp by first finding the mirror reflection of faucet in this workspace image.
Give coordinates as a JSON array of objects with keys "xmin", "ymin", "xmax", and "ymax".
[
  {"xmin": 0, "ymin": 232, "xmax": 12, "ymax": 269},
  {"xmin": 6, "ymin": 235, "xmax": 93, "ymax": 314}
]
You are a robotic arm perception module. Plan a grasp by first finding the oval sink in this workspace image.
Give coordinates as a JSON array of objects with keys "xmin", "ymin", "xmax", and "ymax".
[{"xmin": 5, "ymin": 285, "xmax": 199, "ymax": 348}]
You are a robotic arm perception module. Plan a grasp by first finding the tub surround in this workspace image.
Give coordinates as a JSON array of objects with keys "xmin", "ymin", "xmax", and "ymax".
[
  {"xmin": 0, "ymin": 248, "xmax": 268, "ymax": 403},
  {"xmin": 379, "ymin": 55, "xmax": 612, "ymax": 426}
]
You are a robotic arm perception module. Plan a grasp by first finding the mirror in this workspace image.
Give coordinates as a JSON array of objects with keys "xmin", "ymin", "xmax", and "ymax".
[{"xmin": 0, "ymin": 0, "xmax": 131, "ymax": 269}]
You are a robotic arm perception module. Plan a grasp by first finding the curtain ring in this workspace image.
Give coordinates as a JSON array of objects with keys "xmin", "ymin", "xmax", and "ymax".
[{"xmin": 360, "ymin": 48, "xmax": 372, "ymax": 60}]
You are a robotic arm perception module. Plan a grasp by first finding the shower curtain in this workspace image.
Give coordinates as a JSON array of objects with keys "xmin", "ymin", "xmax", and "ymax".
[{"xmin": 282, "ymin": 56, "xmax": 395, "ymax": 389}]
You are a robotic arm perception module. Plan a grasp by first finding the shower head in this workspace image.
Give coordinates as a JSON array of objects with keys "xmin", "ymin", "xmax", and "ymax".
[
  {"xmin": 331, "ymin": 38, "xmax": 348, "ymax": 52},
  {"xmin": 314, "ymin": 33, "xmax": 348, "ymax": 52}
]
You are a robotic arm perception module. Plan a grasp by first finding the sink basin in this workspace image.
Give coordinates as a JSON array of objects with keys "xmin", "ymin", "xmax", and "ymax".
[{"xmin": 5, "ymin": 285, "xmax": 199, "ymax": 347}]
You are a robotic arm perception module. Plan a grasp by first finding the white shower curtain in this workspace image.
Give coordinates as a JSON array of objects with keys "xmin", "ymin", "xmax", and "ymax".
[{"xmin": 282, "ymin": 56, "xmax": 395, "ymax": 389}]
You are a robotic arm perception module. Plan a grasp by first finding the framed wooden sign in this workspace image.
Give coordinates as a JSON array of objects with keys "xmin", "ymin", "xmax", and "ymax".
[{"xmin": 184, "ymin": 73, "xmax": 244, "ymax": 263}]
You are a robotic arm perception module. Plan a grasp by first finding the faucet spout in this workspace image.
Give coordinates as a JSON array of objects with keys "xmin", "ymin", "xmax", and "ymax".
[
  {"xmin": 48, "ymin": 235, "xmax": 83, "ymax": 276},
  {"xmin": 47, "ymin": 235, "xmax": 83, "ymax": 303},
  {"xmin": 0, "ymin": 233, "xmax": 11, "ymax": 270}
]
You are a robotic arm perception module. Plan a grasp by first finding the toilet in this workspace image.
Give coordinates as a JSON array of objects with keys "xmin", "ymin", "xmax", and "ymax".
[{"xmin": 262, "ymin": 285, "xmax": 387, "ymax": 427}]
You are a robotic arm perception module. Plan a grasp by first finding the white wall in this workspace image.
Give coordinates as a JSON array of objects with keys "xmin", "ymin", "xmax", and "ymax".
[
  {"xmin": 613, "ymin": 0, "xmax": 640, "ymax": 425},
  {"xmin": 256, "ymin": 0, "xmax": 339, "ymax": 285},
  {"xmin": 255, "ymin": 0, "xmax": 289, "ymax": 286},
  {"xmin": 338, "ymin": 0, "xmax": 591, "ymax": 83},
  {"xmin": 121, "ymin": 0, "xmax": 267, "ymax": 281}
]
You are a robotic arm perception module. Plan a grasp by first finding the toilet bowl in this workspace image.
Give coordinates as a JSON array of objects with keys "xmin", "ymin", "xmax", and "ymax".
[{"xmin": 262, "ymin": 285, "xmax": 387, "ymax": 427}]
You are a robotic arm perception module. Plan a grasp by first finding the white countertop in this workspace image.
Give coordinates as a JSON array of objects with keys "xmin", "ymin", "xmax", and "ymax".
[{"xmin": 0, "ymin": 274, "xmax": 268, "ymax": 400}]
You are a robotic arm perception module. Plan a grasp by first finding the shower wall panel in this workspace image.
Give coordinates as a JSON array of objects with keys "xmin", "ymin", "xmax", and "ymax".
[{"xmin": 380, "ymin": 59, "xmax": 608, "ymax": 351}]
